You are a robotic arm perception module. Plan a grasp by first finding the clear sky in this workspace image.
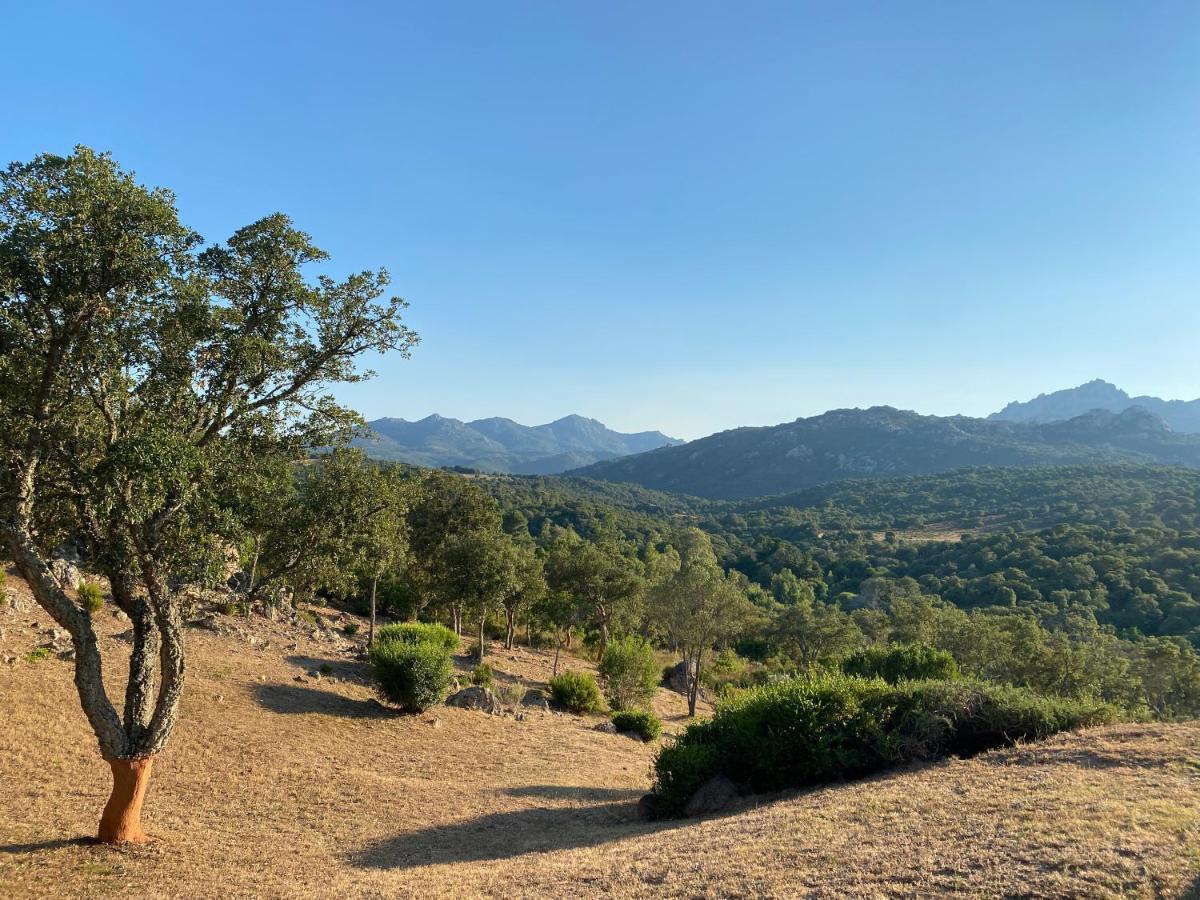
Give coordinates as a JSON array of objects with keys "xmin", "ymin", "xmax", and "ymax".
[{"xmin": 5, "ymin": 2, "xmax": 1199, "ymax": 439}]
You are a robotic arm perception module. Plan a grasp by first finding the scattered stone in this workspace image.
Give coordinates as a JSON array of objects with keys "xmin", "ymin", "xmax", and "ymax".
[
  {"xmin": 48, "ymin": 558, "xmax": 84, "ymax": 591},
  {"xmin": 293, "ymin": 674, "xmax": 307, "ymax": 682},
  {"xmin": 57, "ymin": 648, "xmax": 75, "ymax": 661},
  {"xmin": 665, "ymin": 659, "xmax": 702, "ymax": 697},
  {"xmin": 684, "ymin": 774, "xmax": 739, "ymax": 818},
  {"xmin": 520, "ymin": 689, "xmax": 551, "ymax": 711},
  {"xmin": 593, "ymin": 721, "xmax": 617, "ymax": 734},
  {"xmin": 426, "ymin": 717, "xmax": 443, "ymax": 728},
  {"xmin": 114, "ymin": 629, "xmax": 134, "ymax": 644},
  {"xmin": 514, "ymin": 711, "xmax": 525, "ymax": 722},
  {"xmin": 445, "ymin": 686, "xmax": 502, "ymax": 714}
]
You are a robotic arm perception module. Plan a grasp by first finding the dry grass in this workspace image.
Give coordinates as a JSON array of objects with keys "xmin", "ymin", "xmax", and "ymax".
[{"xmin": 2, "ymin": 572, "xmax": 1199, "ymax": 899}]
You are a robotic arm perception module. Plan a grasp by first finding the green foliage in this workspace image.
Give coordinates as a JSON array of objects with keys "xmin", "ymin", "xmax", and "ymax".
[
  {"xmin": 318, "ymin": 662, "xmax": 333, "ymax": 676},
  {"xmin": 611, "ymin": 709, "xmax": 663, "ymax": 741},
  {"xmin": 369, "ymin": 640, "xmax": 452, "ymax": 712},
  {"xmin": 598, "ymin": 636, "xmax": 660, "ymax": 710},
  {"xmin": 77, "ymin": 581, "xmax": 104, "ymax": 614},
  {"xmin": 343, "ymin": 622, "xmax": 360, "ymax": 636},
  {"xmin": 471, "ymin": 663, "xmax": 495, "ymax": 688},
  {"xmin": 649, "ymin": 673, "xmax": 1119, "ymax": 817},
  {"xmin": 548, "ymin": 670, "xmax": 604, "ymax": 714},
  {"xmin": 376, "ymin": 622, "xmax": 460, "ymax": 653},
  {"xmin": 23, "ymin": 647, "xmax": 53, "ymax": 662},
  {"xmin": 842, "ymin": 644, "xmax": 960, "ymax": 683}
]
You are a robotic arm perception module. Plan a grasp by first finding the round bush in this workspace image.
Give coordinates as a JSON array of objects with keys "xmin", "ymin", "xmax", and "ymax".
[
  {"xmin": 548, "ymin": 670, "xmax": 604, "ymax": 714},
  {"xmin": 611, "ymin": 709, "xmax": 663, "ymax": 741},
  {"xmin": 370, "ymin": 640, "xmax": 452, "ymax": 712},
  {"xmin": 376, "ymin": 621, "xmax": 460, "ymax": 653},
  {"xmin": 598, "ymin": 636, "xmax": 660, "ymax": 711},
  {"xmin": 77, "ymin": 581, "xmax": 104, "ymax": 614},
  {"xmin": 471, "ymin": 663, "xmax": 494, "ymax": 688}
]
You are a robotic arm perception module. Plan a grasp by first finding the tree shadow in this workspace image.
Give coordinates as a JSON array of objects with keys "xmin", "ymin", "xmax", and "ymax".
[
  {"xmin": 347, "ymin": 798, "xmax": 674, "ymax": 870},
  {"xmin": 504, "ymin": 785, "xmax": 644, "ymax": 802},
  {"xmin": 251, "ymin": 682, "xmax": 395, "ymax": 719},
  {"xmin": 284, "ymin": 654, "xmax": 370, "ymax": 680},
  {"xmin": 0, "ymin": 837, "xmax": 94, "ymax": 854},
  {"xmin": 981, "ymin": 747, "xmax": 1169, "ymax": 771}
]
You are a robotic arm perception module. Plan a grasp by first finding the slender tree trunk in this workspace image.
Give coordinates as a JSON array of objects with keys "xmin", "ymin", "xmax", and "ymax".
[
  {"xmin": 553, "ymin": 641, "xmax": 561, "ymax": 677},
  {"xmin": 368, "ymin": 574, "xmax": 379, "ymax": 648},
  {"xmin": 564, "ymin": 626, "xmax": 572, "ymax": 649},
  {"xmin": 597, "ymin": 621, "xmax": 609, "ymax": 662},
  {"xmin": 246, "ymin": 536, "xmax": 261, "ymax": 596},
  {"xmin": 477, "ymin": 614, "xmax": 486, "ymax": 664},
  {"xmin": 688, "ymin": 650, "xmax": 702, "ymax": 717},
  {"xmin": 452, "ymin": 604, "xmax": 461, "ymax": 636},
  {"xmin": 98, "ymin": 757, "xmax": 155, "ymax": 844},
  {"xmin": 504, "ymin": 608, "xmax": 516, "ymax": 650}
]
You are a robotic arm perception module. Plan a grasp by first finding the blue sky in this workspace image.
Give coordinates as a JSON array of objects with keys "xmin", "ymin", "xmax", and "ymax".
[{"xmin": 5, "ymin": 2, "xmax": 1199, "ymax": 439}]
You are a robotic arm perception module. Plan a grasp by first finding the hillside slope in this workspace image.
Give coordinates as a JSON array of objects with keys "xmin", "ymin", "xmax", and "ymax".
[
  {"xmin": 572, "ymin": 405, "xmax": 1200, "ymax": 499},
  {"xmin": 2, "ymin": 576, "xmax": 1198, "ymax": 898},
  {"xmin": 352, "ymin": 413, "xmax": 682, "ymax": 474}
]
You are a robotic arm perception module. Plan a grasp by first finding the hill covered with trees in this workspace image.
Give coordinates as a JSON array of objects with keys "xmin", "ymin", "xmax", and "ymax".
[{"xmin": 571, "ymin": 406, "xmax": 1200, "ymax": 499}]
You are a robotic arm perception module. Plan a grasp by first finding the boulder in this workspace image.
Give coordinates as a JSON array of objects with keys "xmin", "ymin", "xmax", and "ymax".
[
  {"xmin": 520, "ymin": 689, "xmax": 551, "ymax": 711},
  {"xmin": 445, "ymin": 686, "xmax": 502, "ymax": 715},
  {"xmin": 684, "ymin": 774, "xmax": 739, "ymax": 818},
  {"xmin": 49, "ymin": 558, "xmax": 84, "ymax": 591},
  {"xmin": 665, "ymin": 659, "xmax": 707, "ymax": 700},
  {"xmin": 593, "ymin": 721, "xmax": 617, "ymax": 734}
]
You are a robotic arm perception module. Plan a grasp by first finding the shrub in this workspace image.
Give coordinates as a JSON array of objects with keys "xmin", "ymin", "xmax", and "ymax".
[
  {"xmin": 318, "ymin": 662, "xmax": 334, "ymax": 676},
  {"xmin": 343, "ymin": 622, "xmax": 360, "ymax": 636},
  {"xmin": 612, "ymin": 709, "xmax": 663, "ymax": 741},
  {"xmin": 369, "ymin": 640, "xmax": 452, "ymax": 712},
  {"xmin": 376, "ymin": 622, "xmax": 460, "ymax": 653},
  {"xmin": 548, "ymin": 670, "xmax": 604, "ymax": 714},
  {"xmin": 471, "ymin": 663, "xmax": 494, "ymax": 688},
  {"xmin": 494, "ymin": 682, "xmax": 523, "ymax": 707},
  {"xmin": 23, "ymin": 647, "xmax": 53, "ymax": 662},
  {"xmin": 598, "ymin": 636, "xmax": 660, "ymax": 710},
  {"xmin": 649, "ymin": 673, "xmax": 1119, "ymax": 817},
  {"xmin": 842, "ymin": 644, "xmax": 960, "ymax": 683},
  {"xmin": 77, "ymin": 581, "xmax": 104, "ymax": 614}
]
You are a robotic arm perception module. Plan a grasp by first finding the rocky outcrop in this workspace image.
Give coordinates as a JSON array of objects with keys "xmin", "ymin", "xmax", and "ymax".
[{"xmin": 445, "ymin": 686, "xmax": 502, "ymax": 715}]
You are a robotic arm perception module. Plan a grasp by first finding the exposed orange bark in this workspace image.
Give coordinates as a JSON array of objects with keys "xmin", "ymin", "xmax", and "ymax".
[{"xmin": 97, "ymin": 757, "xmax": 155, "ymax": 844}]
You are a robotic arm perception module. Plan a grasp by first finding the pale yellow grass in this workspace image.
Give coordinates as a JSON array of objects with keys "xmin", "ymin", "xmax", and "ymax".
[{"xmin": 1, "ymin": 575, "xmax": 1198, "ymax": 899}]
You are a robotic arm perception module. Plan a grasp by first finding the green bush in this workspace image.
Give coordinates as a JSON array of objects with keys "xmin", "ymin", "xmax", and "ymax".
[
  {"xmin": 376, "ymin": 622, "xmax": 460, "ymax": 653},
  {"xmin": 369, "ymin": 640, "xmax": 452, "ymax": 712},
  {"xmin": 841, "ymin": 644, "xmax": 960, "ymax": 683},
  {"xmin": 77, "ymin": 581, "xmax": 104, "ymax": 614},
  {"xmin": 23, "ymin": 647, "xmax": 53, "ymax": 662},
  {"xmin": 548, "ymin": 670, "xmax": 604, "ymax": 714},
  {"xmin": 343, "ymin": 622, "xmax": 360, "ymax": 636},
  {"xmin": 471, "ymin": 663, "xmax": 494, "ymax": 688},
  {"xmin": 598, "ymin": 636, "xmax": 660, "ymax": 710},
  {"xmin": 649, "ymin": 673, "xmax": 1120, "ymax": 818},
  {"xmin": 612, "ymin": 709, "xmax": 663, "ymax": 741}
]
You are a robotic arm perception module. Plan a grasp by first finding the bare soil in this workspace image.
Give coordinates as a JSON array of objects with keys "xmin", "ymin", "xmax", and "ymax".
[{"xmin": 2, "ymin": 571, "xmax": 1198, "ymax": 898}]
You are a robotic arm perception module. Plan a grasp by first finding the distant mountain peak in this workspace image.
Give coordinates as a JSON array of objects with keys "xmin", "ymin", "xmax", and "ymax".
[{"xmin": 990, "ymin": 381, "xmax": 1200, "ymax": 433}]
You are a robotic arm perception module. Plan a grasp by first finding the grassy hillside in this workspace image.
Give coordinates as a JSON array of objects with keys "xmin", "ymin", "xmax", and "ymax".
[{"xmin": 2, "ymin": 574, "xmax": 1198, "ymax": 898}]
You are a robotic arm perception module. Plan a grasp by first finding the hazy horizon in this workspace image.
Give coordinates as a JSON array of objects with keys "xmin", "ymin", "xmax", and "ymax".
[{"xmin": 6, "ymin": 2, "xmax": 1198, "ymax": 441}]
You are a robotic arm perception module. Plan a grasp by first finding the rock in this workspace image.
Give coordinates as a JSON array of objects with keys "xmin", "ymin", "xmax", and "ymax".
[
  {"xmin": 520, "ymin": 689, "xmax": 551, "ymax": 711},
  {"xmin": 426, "ymin": 717, "xmax": 443, "ymax": 728},
  {"xmin": 665, "ymin": 659, "xmax": 707, "ymax": 700},
  {"xmin": 514, "ymin": 711, "xmax": 525, "ymax": 722},
  {"xmin": 445, "ymin": 686, "xmax": 502, "ymax": 714},
  {"xmin": 637, "ymin": 793, "xmax": 659, "ymax": 820},
  {"xmin": 48, "ymin": 558, "xmax": 84, "ymax": 591},
  {"xmin": 189, "ymin": 615, "xmax": 227, "ymax": 634},
  {"xmin": 593, "ymin": 721, "xmax": 617, "ymax": 734},
  {"xmin": 5, "ymin": 592, "xmax": 30, "ymax": 613},
  {"xmin": 684, "ymin": 774, "xmax": 739, "ymax": 818},
  {"xmin": 57, "ymin": 648, "xmax": 75, "ymax": 661},
  {"xmin": 114, "ymin": 629, "xmax": 134, "ymax": 644}
]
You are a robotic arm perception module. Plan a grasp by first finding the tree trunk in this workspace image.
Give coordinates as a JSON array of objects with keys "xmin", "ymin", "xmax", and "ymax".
[
  {"xmin": 688, "ymin": 651, "xmax": 702, "ymax": 717},
  {"xmin": 368, "ymin": 574, "xmax": 379, "ymax": 648},
  {"xmin": 504, "ymin": 609, "xmax": 516, "ymax": 650},
  {"xmin": 477, "ymin": 615, "xmax": 486, "ymax": 664},
  {"xmin": 597, "ymin": 621, "xmax": 609, "ymax": 662},
  {"xmin": 452, "ymin": 605, "xmax": 461, "ymax": 636},
  {"xmin": 98, "ymin": 757, "xmax": 154, "ymax": 844},
  {"xmin": 553, "ymin": 641, "xmax": 561, "ymax": 677},
  {"xmin": 564, "ymin": 626, "xmax": 572, "ymax": 649}
]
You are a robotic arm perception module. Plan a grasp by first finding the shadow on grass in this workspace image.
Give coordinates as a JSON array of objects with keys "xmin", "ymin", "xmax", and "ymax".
[
  {"xmin": 284, "ymin": 654, "xmax": 370, "ymax": 680},
  {"xmin": 981, "ymin": 746, "xmax": 1169, "ymax": 771},
  {"xmin": 504, "ymin": 785, "xmax": 644, "ymax": 802},
  {"xmin": 251, "ymin": 682, "xmax": 395, "ymax": 719},
  {"xmin": 0, "ymin": 837, "xmax": 94, "ymax": 854},
  {"xmin": 347, "ymin": 796, "xmax": 673, "ymax": 870}
]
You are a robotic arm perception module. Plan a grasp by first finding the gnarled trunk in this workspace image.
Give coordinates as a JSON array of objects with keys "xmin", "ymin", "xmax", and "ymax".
[{"xmin": 98, "ymin": 757, "xmax": 155, "ymax": 844}]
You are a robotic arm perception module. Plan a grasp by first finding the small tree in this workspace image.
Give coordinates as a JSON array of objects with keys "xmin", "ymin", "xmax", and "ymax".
[
  {"xmin": 545, "ymin": 533, "xmax": 644, "ymax": 661},
  {"xmin": 598, "ymin": 635, "xmax": 660, "ymax": 710},
  {"xmin": 651, "ymin": 529, "xmax": 759, "ymax": 715}
]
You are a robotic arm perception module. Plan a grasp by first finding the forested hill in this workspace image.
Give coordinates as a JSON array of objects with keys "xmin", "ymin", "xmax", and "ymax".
[
  {"xmin": 352, "ymin": 413, "xmax": 681, "ymax": 474},
  {"xmin": 570, "ymin": 405, "xmax": 1200, "ymax": 499}
]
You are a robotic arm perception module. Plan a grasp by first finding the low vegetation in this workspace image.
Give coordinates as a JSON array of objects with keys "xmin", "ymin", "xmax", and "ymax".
[
  {"xmin": 597, "ymin": 636, "xmax": 660, "ymax": 710},
  {"xmin": 369, "ymin": 634, "xmax": 453, "ymax": 712},
  {"xmin": 375, "ymin": 622, "xmax": 460, "ymax": 653},
  {"xmin": 548, "ymin": 670, "xmax": 604, "ymax": 714},
  {"xmin": 611, "ymin": 709, "xmax": 663, "ymax": 741},
  {"xmin": 648, "ymin": 673, "xmax": 1121, "ymax": 818},
  {"xmin": 841, "ymin": 643, "xmax": 960, "ymax": 683}
]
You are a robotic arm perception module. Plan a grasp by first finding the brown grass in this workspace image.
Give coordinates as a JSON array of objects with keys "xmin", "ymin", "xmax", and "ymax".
[{"xmin": 2, "ymin": 572, "xmax": 1199, "ymax": 898}]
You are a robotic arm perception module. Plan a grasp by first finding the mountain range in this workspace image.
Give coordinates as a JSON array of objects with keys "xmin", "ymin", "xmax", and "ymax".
[
  {"xmin": 351, "ymin": 414, "xmax": 683, "ymax": 474},
  {"xmin": 990, "ymin": 379, "xmax": 1200, "ymax": 433},
  {"xmin": 571, "ymin": 405, "xmax": 1200, "ymax": 499}
]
